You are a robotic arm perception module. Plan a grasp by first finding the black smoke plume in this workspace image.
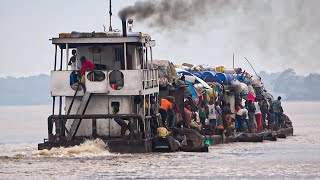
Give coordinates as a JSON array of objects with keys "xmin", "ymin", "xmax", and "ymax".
[{"xmin": 118, "ymin": 0, "xmax": 242, "ymax": 29}]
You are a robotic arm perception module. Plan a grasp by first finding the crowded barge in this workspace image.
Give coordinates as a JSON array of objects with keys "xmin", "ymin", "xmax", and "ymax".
[{"xmin": 38, "ymin": 15, "xmax": 293, "ymax": 153}]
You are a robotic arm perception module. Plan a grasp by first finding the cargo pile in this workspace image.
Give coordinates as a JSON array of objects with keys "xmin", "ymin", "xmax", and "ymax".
[{"xmin": 156, "ymin": 61, "xmax": 293, "ymax": 145}]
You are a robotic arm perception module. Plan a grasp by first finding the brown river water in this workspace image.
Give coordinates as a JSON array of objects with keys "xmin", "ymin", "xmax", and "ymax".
[{"xmin": 0, "ymin": 102, "xmax": 319, "ymax": 179}]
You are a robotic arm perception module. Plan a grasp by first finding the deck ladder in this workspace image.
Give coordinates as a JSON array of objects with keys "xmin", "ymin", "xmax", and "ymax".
[{"xmin": 66, "ymin": 91, "xmax": 92, "ymax": 140}]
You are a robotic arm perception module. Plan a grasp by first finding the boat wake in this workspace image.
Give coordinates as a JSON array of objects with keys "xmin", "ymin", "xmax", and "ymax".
[{"xmin": 32, "ymin": 139, "xmax": 114, "ymax": 157}]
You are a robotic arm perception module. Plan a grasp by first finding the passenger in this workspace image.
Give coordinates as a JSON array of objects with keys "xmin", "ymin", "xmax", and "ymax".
[
  {"xmin": 272, "ymin": 96, "xmax": 282, "ymax": 129},
  {"xmin": 278, "ymin": 106, "xmax": 285, "ymax": 128},
  {"xmin": 183, "ymin": 103, "xmax": 192, "ymax": 128},
  {"xmin": 267, "ymin": 109, "xmax": 276, "ymax": 131},
  {"xmin": 159, "ymin": 97, "xmax": 172, "ymax": 128},
  {"xmin": 207, "ymin": 98, "xmax": 217, "ymax": 129},
  {"xmin": 254, "ymin": 98, "xmax": 262, "ymax": 131},
  {"xmin": 260, "ymin": 95, "xmax": 269, "ymax": 129},
  {"xmin": 80, "ymin": 56, "xmax": 95, "ymax": 76},
  {"xmin": 222, "ymin": 103, "xmax": 232, "ymax": 135},
  {"xmin": 68, "ymin": 49, "xmax": 77, "ymax": 70},
  {"xmin": 190, "ymin": 119, "xmax": 203, "ymax": 132},
  {"xmin": 114, "ymin": 117, "xmax": 131, "ymax": 138},
  {"xmin": 215, "ymin": 101, "xmax": 223, "ymax": 128},
  {"xmin": 166, "ymin": 96, "xmax": 177, "ymax": 127},
  {"xmin": 236, "ymin": 108, "xmax": 248, "ymax": 132},
  {"xmin": 199, "ymin": 101, "xmax": 207, "ymax": 127},
  {"xmin": 180, "ymin": 73, "xmax": 185, "ymax": 82},
  {"xmin": 247, "ymin": 100, "xmax": 257, "ymax": 133}
]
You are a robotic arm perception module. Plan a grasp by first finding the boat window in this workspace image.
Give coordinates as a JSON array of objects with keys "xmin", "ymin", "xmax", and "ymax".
[
  {"xmin": 115, "ymin": 48, "xmax": 125, "ymax": 69},
  {"xmin": 111, "ymin": 102, "xmax": 120, "ymax": 114},
  {"xmin": 87, "ymin": 71, "xmax": 106, "ymax": 82},
  {"xmin": 109, "ymin": 70, "xmax": 124, "ymax": 90}
]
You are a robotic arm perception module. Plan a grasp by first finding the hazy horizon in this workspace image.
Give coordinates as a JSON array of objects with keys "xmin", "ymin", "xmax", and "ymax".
[{"xmin": 1, "ymin": 0, "xmax": 320, "ymax": 77}]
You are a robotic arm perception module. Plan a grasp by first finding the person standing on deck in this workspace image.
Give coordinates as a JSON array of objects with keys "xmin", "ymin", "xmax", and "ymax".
[
  {"xmin": 80, "ymin": 56, "xmax": 95, "ymax": 76},
  {"xmin": 68, "ymin": 49, "xmax": 77, "ymax": 71},
  {"xmin": 199, "ymin": 101, "xmax": 208, "ymax": 127},
  {"xmin": 166, "ymin": 96, "xmax": 177, "ymax": 127},
  {"xmin": 260, "ymin": 95, "xmax": 269, "ymax": 129},
  {"xmin": 159, "ymin": 97, "xmax": 172, "ymax": 128},
  {"xmin": 254, "ymin": 98, "xmax": 262, "ymax": 131},
  {"xmin": 247, "ymin": 100, "xmax": 257, "ymax": 133},
  {"xmin": 215, "ymin": 101, "xmax": 222, "ymax": 128},
  {"xmin": 272, "ymin": 96, "xmax": 282, "ymax": 129},
  {"xmin": 222, "ymin": 102, "xmax": 232, "ymax": 135},
  {"xmin": 236, "ymin": 108, "xmax": 248, "ymax": 132},
  {"xmin": 207, "ymin": 98, "xmax": 217, "ymax": 129}
]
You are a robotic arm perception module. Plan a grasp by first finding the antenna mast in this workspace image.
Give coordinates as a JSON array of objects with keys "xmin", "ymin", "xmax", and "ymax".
[{"xmin": 108, "ymin": 0, "xmax": 112, "ymax": 31}]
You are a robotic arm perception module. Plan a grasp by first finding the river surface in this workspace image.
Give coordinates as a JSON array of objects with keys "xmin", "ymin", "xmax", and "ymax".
[{"xmin": 0, "ymin": 102, "xmax": 319, "ymax": 179}]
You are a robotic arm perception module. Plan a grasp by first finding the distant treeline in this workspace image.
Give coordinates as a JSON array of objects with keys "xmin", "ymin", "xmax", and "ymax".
[
  {"xmin": 0, "ymin": 74, "xmax": 51, "ymax": 105},
  {"xmin": 259, "ymin": 69, "xmax": 320, "ymax": 101},
  {"xmin": 0, "ymin": 69, "xmax": 319, "ymax": 105}
]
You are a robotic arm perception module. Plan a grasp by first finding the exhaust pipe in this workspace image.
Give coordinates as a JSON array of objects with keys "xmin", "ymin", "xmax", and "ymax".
[{"xmin": 122, "ymin": 20, "xmax": 127, "ymax": 37}]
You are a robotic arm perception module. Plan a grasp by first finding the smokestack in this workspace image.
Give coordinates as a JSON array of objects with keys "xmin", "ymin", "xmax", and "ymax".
[{"xmin": 122, "ymin": 20, "xmax": 127, "ymax": 37}]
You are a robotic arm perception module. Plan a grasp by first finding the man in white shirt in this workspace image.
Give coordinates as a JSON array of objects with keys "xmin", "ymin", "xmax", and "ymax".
[
  {"xmin": 68, "ymin": 49, "xmax": 77, "ymax": 71},
  {"xmin": 207, "ymin": 98, "xmax": 217, "ymax": 128},
  {"xmin": 236, "ymin": 108, "xmax": 248, "ymax": 132}
]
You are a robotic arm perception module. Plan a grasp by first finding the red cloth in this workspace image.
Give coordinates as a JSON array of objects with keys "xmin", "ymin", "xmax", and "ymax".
[
  {"xmin": 80, "ymin": 60, "xmax": 95, "ymax": 75},
  {"xmin": 245, "ymin": 93, "xmax": 255, "ymax": 102},
  {"xmin": 255, "ymin": 113, "xmax": 262, "ymax": 131}
]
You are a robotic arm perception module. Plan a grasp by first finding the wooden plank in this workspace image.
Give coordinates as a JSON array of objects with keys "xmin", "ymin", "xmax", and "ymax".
[{"xmin": 66, "ymin": 92, "xmax": 92, "ymax": 140}]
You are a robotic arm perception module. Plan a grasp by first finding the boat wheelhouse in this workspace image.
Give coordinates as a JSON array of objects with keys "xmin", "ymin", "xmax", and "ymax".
[{"xmin": 38, "ymin": 21, "xmax": 161, "ymax": 153}]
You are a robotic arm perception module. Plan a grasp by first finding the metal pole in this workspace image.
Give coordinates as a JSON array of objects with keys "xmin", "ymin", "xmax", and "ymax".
[
  {"xmin": 233, "ymin": 53, "xmax": 235, "ymax": 69},
  {"xmin": 54, "ymin": 45, "xmax": 57, "ymax": 71},
  {"xmin": 52, "ymin": 45, "xmax": 57, "ymax": 115},
  {"xmin": 52, "ymin": 97, "xmax": 55, "ymax": 115},
  {"xmin": 150, "ymin": 47, "xmax": 153, "ymax": 69},
  {"xmin": 145, "ymin": 47, "xmax": 148, "ymax": 69},
  {"xmin": 59, "ymin": 96, "xmax": 62, "ymax": 115},
  {"xmin": 124, "ymin": 43, "xmax": 127, "ymax": 70},
  {"xmin": 109, "ymin": 0, "xmax": 113, "ymax": 31},
  {"xmin": 66, "ymin": 44, "xmax": 69, "ymax": 70},
  {"xmin": 60, "ymin": 48, "xmax": 63, "ymax": 71}
]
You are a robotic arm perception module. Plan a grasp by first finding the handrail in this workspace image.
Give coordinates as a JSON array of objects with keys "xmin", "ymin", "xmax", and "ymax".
[{"xmin": 48, "ymin": 114, "xmax": 146, "ymax": 139}]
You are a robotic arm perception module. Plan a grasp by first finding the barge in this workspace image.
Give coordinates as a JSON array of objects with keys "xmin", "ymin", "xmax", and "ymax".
[{"xmin": 38, "ymin": 4, "xmax": 293, "ymax": 153}]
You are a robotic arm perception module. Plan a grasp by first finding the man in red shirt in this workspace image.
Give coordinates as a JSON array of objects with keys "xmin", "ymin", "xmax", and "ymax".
[{"xmin": 80, "ymin": 56, "xmax": 95, "ymax": 76}]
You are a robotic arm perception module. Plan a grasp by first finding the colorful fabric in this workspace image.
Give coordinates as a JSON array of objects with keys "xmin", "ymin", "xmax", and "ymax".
[{"xmin": 160, "ymin": 98, "xmax": 172, "ymax": 111}]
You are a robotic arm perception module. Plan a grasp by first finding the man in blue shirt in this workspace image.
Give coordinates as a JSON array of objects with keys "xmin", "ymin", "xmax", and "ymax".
[{"xmin": 272, "ymin": 96, "xmax": 282, "ymax": 129}]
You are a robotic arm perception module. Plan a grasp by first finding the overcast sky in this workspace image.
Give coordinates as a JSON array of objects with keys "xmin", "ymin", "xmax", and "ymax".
[{"xmin": 1, "ymin": 0, "xmax": 319, "ymax": 77}]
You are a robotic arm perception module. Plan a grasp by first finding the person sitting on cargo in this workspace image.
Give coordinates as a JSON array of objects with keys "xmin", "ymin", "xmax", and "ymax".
[
  {"xmin": 190, "ymin": 118, "xmax": 203, "ymax": 132},
  {"xmin": 68, "ymin": 49, "xmax": 77, "ymax": 70},
  {"xmin": 80, "ymin": 56, "xmax": 95, "ymax": 76},
  {"xmin": 272, "ymin": 96, "xmax": 282, "ymax": 129},
  {"xmin": 180, "ymin": 73, "xmax": 185, "ymax": 82},
  {"xmin": 114, "ymin": 117, "xmax": 132, "ymax": 138},
  {"xmin": 159, "ymin": 97, "xmax": 172, "ymax": 128}
]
